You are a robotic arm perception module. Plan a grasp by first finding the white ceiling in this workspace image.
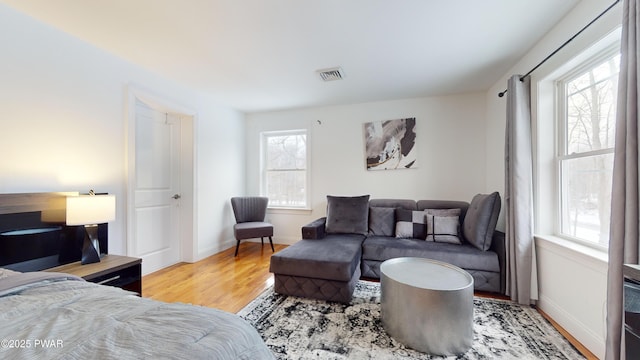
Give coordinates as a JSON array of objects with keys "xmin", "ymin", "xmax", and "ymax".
[{"xmin": 2, "ymin": 0, "xmax": 579, "ymax": 113}]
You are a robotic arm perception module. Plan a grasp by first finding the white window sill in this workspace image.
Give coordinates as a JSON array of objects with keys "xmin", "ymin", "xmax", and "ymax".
[
  {"xmin": 267, "ymin": 207, "xmax": 313, "ymax": 215},
  {"xmin": 534, "ymin": 234, "xmax": 608, "ymax": 264}
]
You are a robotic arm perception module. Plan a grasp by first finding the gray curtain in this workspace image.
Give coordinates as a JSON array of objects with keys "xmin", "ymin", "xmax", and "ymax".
[
  {"xmin": 606, "ymin": 0, "xmax": 639, "ymax": 359},
  {"xmin": 505, "ymin": 75, "xmax": 537, "ymax": 305}
]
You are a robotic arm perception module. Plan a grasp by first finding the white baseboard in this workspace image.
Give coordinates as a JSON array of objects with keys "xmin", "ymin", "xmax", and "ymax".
[
  {"xmin": 241, "ymin": 236, "xmax": 299, "ymax": 245},
  {"xmin": 195, "ymin": 238, "xmax": 235, "ymax": 261},
  {"xmin": 538, "ymin": 293, "xmax": 605, "ymax": 359},
  {"xmin": 272, "ymin": 236, "xmax": 300, "ymax": 245},
  {"xmin": 194, "ymin": 236, "xmax": 299, "ymax": 262}
]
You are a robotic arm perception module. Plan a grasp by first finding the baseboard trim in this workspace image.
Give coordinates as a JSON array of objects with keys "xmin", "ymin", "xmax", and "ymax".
[
  {"xmin": 272, "ymin": 236, "xmax": 300, "ymax": 245},
  {"xmin": 196, "ymin": 238, "xmax": 235, "ymax": 261},
  {"xmin": 538, "ymin": 293, "xmax": 604, "ymax": 358},
  {"xmin": 195, "ymin": 236, "xmax": 298, "ymax": 262}
]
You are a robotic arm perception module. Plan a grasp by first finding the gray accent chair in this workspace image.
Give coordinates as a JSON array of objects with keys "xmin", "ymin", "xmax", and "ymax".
[{"xmin": 230, "ymin": 197, "xmax": 274, "ymax": 257}]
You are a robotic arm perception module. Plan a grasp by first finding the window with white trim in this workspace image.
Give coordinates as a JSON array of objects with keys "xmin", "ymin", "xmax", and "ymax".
[
  {"xmin": 261, "ymin": 130, "xmax": 309, "ymax": 209},
  {"xmin": 556, "ymin": 48, "xmax": 620, "ymax": 248}
]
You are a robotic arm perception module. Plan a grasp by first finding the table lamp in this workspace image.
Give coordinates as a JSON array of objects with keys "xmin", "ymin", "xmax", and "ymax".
[{"xmin": 65, "ymin": 192, "xmax": 116, "ymax": 264}]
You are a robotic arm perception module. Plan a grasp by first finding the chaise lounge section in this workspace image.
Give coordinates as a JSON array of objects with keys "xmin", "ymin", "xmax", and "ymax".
[
  {"xmin": 270, "ymin": 193, "xmax": 505, "ymax": 303},
  {"xmin": 269, "ymin": 234, "xmax": 363, "ymax": 304}
]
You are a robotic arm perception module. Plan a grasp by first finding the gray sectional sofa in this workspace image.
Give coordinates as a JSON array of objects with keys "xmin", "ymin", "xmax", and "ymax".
[{"xmin": 269, "ymin": 193, "xmax": 505, "ymax": 303}]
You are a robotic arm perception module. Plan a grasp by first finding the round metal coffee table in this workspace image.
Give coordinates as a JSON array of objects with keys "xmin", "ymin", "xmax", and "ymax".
[{"xmin": 380, "ymin": 257, "xmax": 474, "ymax": 355}]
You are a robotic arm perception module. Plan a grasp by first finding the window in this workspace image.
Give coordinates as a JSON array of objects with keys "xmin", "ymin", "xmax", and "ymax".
[
  {"xmin": 261, "ymin": 130, "xmax": 309, "ymax": 208},
  {"xmin": 557, "ymin": 49, "xmax": 620, "ymax": 248}
]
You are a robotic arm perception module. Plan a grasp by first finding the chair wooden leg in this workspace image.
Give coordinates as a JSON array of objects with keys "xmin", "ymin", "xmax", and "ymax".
[
  {"xmin": 234, "ymin": 240, "xmax": 241, "ymax": 257},
  {"xmin": 268, "ymin": 236, "xmax": 274, "ymax": 252},
  {"xmin": 261, "ymin": 237, "xmax": 264, "ymax": 246}
]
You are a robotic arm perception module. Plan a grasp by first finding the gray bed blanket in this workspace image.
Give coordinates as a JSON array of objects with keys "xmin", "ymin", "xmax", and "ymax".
[
  {"xmin": 0, "ymin": 271, "xmax": 83, "ymax": 296},
  {"xmin": 0, "ymin": 272, "xmax": 274, "ymax": 360}
]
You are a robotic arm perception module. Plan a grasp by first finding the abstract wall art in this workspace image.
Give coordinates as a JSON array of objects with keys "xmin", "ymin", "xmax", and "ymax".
[{"xmin": 363, "ymin": 117, "xmax": 417, "ymax": 171}]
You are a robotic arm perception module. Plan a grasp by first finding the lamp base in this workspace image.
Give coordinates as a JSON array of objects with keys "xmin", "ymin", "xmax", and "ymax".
[{"xmin": 81, "ymin": 225, "xmax": 101, "ymax": 265}]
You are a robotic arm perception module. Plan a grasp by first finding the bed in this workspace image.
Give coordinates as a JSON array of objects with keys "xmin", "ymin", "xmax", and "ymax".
[{"xmin": 0, "ymin": 268, "xmax": 274, "ymax": 359}]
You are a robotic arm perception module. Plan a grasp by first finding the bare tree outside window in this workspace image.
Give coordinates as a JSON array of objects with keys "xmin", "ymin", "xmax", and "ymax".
[
  {"xmin": 560, "ymin": 52, "xmax": 619, "ymax": 247},
  {"xmin": 263, "ymin": 131, "xmax": 308, "ymax": 208}
]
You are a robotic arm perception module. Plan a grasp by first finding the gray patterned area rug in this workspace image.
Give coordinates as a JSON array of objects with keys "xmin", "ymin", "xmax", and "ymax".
[{"xmin": 238, "ymin": 280, "xmax": 585, "ymax": 360}]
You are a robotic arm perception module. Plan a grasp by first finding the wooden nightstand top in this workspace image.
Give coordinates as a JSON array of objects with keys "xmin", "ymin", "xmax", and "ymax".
[{"xmin": 46, "ymin": 254, "xmax": 141, "ymax": 281}]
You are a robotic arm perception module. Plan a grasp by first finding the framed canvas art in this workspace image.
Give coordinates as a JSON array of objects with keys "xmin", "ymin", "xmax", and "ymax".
[{"xmin": 364, "ymin": 117, "xmax": 417, "ymax": 170}]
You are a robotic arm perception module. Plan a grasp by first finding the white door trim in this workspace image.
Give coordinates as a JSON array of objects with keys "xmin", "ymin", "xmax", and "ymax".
[{"xmin": 125, "ymin": 84, "xmax": 197, "ymax": 274}]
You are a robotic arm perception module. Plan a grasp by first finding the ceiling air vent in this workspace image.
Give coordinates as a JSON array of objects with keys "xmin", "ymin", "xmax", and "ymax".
[{"xmin": 317, "ymin": 67, "xmax": 345, "ymax": 82}]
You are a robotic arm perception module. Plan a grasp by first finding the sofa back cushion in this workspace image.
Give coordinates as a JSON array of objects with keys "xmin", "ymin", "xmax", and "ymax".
[
  {"xmin": 325, "ymin": 195, "xmax": 370, "ymax": 235},
  {"xmin": 416, "ymin": 200, "xmax": 469, "ymax": 221},
  {"xmin": 369, "ymin": 199, "xmax": 416, "ymax": 210},
  {"xmin": 462, "ymin": 192, "xmax": 501, "ymax": 251}
]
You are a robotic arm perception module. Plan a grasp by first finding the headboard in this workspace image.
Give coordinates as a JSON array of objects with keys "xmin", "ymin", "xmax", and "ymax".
[{"xmin": 0, "ymin": 192, "xmax": 108, "ymax": 272}]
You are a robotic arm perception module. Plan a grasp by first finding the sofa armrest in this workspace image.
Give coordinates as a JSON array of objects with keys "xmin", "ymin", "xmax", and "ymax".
[
  {"xmin": 302, "ymin": 217, "xmax": 327, "ymax": 239},
  {"xmin": 490, "ymin": 230, "xmax": 506, "ymax": 294}
]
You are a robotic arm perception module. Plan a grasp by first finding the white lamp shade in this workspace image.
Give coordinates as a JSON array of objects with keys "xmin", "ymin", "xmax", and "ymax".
[{"xmin": 65, "ymin": 194, "xmax": 116, "ymax": 226}]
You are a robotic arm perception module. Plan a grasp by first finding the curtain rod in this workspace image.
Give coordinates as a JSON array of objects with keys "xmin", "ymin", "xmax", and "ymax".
[{"xmin": 497, "ymin": 0, "xmax": 621, "ymax": 98}]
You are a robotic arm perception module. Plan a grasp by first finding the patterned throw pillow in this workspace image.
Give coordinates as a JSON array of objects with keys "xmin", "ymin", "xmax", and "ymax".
[
  {"xmin": 424, "ymin": 208, "xmax": 462, "ymax": 244},
  {"xmin": 395, "ymin": 208, "xmax": 427, "ymax": 239}
]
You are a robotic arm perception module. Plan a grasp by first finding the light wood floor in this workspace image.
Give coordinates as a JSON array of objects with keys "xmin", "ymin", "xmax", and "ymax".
[
  {"xmin": 142, "ymin": 242, "xmax": 287, "ymax": 313},
  {"xmin": 142, "ymin": 242, "xmax": 597, "ymax": 359}
]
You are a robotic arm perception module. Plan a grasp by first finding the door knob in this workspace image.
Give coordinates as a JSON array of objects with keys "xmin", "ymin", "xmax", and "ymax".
[{"xmin": 172, "ymin": 194, "xmax": 181, "ymax": 199}]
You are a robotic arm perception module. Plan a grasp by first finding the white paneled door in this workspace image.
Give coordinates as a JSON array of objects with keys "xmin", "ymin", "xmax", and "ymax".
[{"xmin": 131, "ymin": 99, "xmax": 181, "ymax": 274}]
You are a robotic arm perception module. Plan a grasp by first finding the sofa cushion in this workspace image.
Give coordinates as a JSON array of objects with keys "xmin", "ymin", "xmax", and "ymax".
[
  {"xmin": 362, "ymin": 236, "xmax": 500, "ymax": 273},
  {"xmin": 424, "ymin": 208, "xmax": 461, "ymax": 244},
  {"xmin": 368, "ymin": 207, "xmax": 395, "ymax": 236},
  {"xmin": 417, "ymin": 200, "xmax": 468, "ymax": 219},
  {"xmin": 369, "ymin": 199, "xmax": 417, "ymax": 210},
  {"xmin": 234, "ymin": 221, "xmax": 274, "ymax": 240},
  {"xmin": 325, "ymin": 195, "xmax": 370, "ymax": 235},
  {"xmin": 395, "ymin": 209, "xmax": 426, "ymax": 239},
  {"xmin": 463, "ymin": 192, "xmax": 501, "ymax": 251},
  {"xmin": 269, "ymin": 234, "xmax": 364, "ymax": 282}
]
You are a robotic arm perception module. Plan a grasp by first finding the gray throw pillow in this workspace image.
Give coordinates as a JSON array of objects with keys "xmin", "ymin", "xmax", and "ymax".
[
  {"xmin": 368, "ymin": 207, "xmax": 395, "ymax": 236},
  {"xmin": 395, "ymin": 208, "xmax": 427, "ymax": 239},
  {"xmin": 325, "ymin": 195, "xmax": 370, "ymax": 235},
  {"xmin": 425, "ymin": 208, "xmax": 461, "ymax": 244},
  {"xmin": 463, "ymin": 192, "xmax": 501, "ymax": 251}
]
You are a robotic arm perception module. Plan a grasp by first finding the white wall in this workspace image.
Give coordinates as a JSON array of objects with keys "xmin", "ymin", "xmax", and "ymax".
[
  {"xmin": 194, "ymin": 104, "xmax": 246, "ymax": 257},
  {"xmin": 0, "ymin": 5, "xmax": 245, "ymax": 265},
  {"xmin": 246, "ymin": 94, "xmax": 489, "ymax": 243},
  {"xmin": 484, "ymin": 1, "xmax": 623, "ymax": 357}
]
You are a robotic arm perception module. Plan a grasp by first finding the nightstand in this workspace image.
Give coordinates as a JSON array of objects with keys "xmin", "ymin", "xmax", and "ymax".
[{"xmin": 46, "ymin": 254, "xmax": 142, "ymax": 295}]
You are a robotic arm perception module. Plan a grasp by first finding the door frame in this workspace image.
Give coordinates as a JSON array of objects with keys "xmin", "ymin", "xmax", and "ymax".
[{"xmin": 125, "ymin": 85, "xmax": 197, "ymax": 274}]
